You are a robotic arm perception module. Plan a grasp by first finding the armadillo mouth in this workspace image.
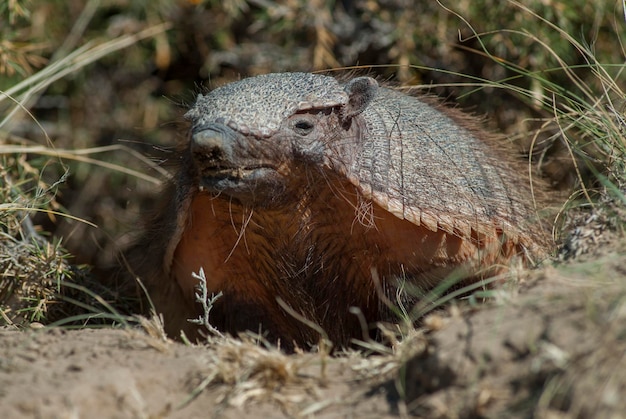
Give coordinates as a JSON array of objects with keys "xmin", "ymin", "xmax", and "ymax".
[
  {"xmin": 197, "ymin": 165, "xmax": 282, "ymax": 196},
  {"xmin": 202, "ymin": 164, "xmax": 275, "ymax": 180},
  {"xmin": 201, "ymin": 165, "xmax": 274, "ymax": 180}
]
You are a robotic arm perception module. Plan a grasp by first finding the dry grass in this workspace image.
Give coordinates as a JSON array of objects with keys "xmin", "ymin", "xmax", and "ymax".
[{"xmin": 0, "ymin": 1, "xmax": 170, "ymax": 328}]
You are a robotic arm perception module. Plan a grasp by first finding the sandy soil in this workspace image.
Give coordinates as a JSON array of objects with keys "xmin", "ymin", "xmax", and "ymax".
[{"xmin": 2, "ymin": 252, "xmax": 625, "ymax": 419}]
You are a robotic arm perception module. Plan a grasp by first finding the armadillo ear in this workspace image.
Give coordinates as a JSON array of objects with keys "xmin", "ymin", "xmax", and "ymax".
[{"xmin": 342, "ymin": 77, "xmax": 378, "ymax": 120}]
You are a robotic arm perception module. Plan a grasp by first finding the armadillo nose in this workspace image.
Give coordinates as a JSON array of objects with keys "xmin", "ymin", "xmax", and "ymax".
[
  {"xmin": 191, "ymin": 128, "xmax": 229, "ymax": 164},
  {"xmin": 192, "ymin": 129, "xmax": 223, "ymax": 152}
]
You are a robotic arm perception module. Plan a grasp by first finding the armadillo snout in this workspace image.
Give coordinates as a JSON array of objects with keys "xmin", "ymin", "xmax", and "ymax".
[
  {"xmin": 191, "ymin": 130, "xmax": 225, "ymax": 165},
  {"xmin": 191, "ymin": 127, "xmax": 233, "ymax": 168}
]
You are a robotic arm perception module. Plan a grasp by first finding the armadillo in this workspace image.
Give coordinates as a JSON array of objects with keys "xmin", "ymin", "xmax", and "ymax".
[{"xmin": 131, "ymin": 72, "xmax": 549, "ymax": 348}]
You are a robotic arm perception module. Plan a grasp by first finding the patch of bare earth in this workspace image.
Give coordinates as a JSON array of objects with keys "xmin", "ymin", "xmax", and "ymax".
[{"xmin": 1, "ymin": 250, "xmax": 625, "ymax": 418}]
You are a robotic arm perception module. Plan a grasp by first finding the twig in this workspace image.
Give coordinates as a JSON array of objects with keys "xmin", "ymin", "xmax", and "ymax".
[{"xmin": 187, "ymin": 268, "xmax": 224, "ymax": 337}]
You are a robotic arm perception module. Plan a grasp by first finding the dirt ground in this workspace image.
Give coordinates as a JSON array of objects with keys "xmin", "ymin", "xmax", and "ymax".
[{"xmin": 2, "ymin": 249, "xmax": 625, "ymax": 419}]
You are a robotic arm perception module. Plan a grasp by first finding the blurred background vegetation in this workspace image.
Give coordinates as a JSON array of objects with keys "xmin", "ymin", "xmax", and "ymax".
[{"xmin": 1, "ymin": 0, "xmax": 625, "ymax": 324}]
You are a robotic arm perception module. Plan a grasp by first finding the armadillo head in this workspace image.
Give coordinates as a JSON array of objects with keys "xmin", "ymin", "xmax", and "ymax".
[{"xmin": 185, "ymin": 73, "xmax": 378, "ymax": 206}]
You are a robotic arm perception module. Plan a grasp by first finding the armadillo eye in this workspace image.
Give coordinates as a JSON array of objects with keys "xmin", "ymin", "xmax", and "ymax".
[{"xmin": 293, "ymin": 119, "xmax": 315, "ymax": 135}]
